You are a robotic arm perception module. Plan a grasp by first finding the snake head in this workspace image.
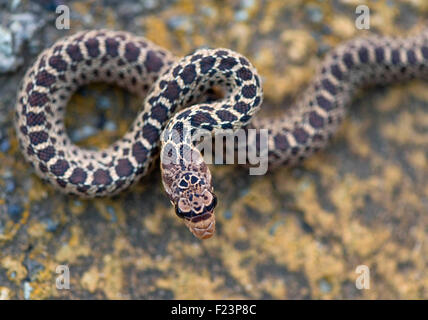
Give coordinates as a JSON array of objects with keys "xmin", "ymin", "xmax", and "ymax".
[
  {"xmin": 170, "ymin": 169, "xmax": 217, "ymax": 239},
  {"xmin": 161, "ymin": 159, "xmax": 217, "ymax": 239},
  {"xmin": 174, "ymin": 188, "xmax": 217, "ymax": 239}
]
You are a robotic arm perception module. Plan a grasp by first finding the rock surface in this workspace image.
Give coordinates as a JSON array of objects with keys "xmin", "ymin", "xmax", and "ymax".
[{"xmin": 0, "ymin": 0, "xmax": 428, "ymax": 299}]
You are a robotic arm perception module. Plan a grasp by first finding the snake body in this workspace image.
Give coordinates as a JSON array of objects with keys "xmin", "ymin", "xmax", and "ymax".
[{"xmin": 15, "ymin": 29, "xmax": 428, "ymax": 239}]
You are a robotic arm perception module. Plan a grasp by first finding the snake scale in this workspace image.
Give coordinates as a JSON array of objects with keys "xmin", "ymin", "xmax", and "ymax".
[{"xmin": 15, "ymin": 29, "xmax": 428, "ymax": 239}]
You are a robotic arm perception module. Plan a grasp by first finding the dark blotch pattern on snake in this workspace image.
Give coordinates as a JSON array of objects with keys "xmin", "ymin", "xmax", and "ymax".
[{"xmin": 15, "ymin": 29, "xmax": 428, "ymax": 239}]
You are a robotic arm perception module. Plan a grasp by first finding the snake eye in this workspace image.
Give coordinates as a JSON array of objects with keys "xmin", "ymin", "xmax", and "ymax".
[
  {"xmin": 206, "ymin": 193, "xmax": 218, "ymax": 211},
  {"xmin": 175, "ymin": 205, "xmax": 185, "ymax": 219},
  {"xmin": 176, "ymin": 198, "xmax": 192, "ymax": 218}
]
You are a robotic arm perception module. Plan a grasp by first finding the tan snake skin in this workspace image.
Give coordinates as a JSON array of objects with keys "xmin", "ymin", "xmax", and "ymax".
[{"xmin": 15, "ymin": 29, "xmax": 428, "ymax": 239}]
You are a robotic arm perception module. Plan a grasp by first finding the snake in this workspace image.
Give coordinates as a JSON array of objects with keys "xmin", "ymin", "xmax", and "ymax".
[{"xmin": 15, "ymin": 29, "xmax": 428, "ymax": 239}]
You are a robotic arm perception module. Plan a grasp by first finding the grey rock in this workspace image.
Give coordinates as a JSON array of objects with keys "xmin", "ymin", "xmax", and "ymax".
[
  {"xmin": 96, "ymin": 96, "xmax": 111, "ymax": 110},
  {"xmin": 0, "ymin": 26, "xmax": 21, "ymax": 73},
  {"xmin": 23, "ymin": 282, "xmax": 33, "ymax": 300},
  {"xmin": 319, "ymin": 279, "xmax": 332, "ymax": 293},
  {"xmin": 9, "ymin": 13, "xmax": 43, "ymax": 51},
  {"xmin": 104, "ymin": 121, "xmax": 117, "ymax": 132},
  {"xmin": 7, "ymin": 203, "xmax": 23, "ymax": 222},
  {"xmin": 306, "ymin": 6, "xmax": 323, "ymax": 23},
  {"xmin": 235, "ymin": 10, "xmax": 248, "ymax": 22},
  {"xmin": 5, "ymin": 179, "xmax": 16, "ymax": 193},
  {"xmin": 0, "ymin": 12, "xmax": 44, "ymax": 73},
  {"xmin": 0, "ymin": 138, "xmax": 11, "ymax": 152},
  {"xmin": 141, "ymin": 0, "xmax": 158, "ymax": 10},
  {"xmin": 70, "ymin": 125, "xmax": 98, "ymax": 142},
  {"xmin": 167, "ymin": 16, "xmax": 192, "ymax": 32}
]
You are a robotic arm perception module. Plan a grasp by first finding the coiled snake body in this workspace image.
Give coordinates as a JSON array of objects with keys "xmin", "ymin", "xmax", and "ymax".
[{"xmin": 15, "ymin": 29, "xmax": 428, "ymax": 239}]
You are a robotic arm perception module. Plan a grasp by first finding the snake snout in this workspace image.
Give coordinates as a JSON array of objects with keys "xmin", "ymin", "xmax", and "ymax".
[
  {"xmin": 181, "ymin": 195, "xmax": 217, "ymax": 239},
  {"xmin": 184, "ymin": 213, "xmax": 216, "ymax": 239}
]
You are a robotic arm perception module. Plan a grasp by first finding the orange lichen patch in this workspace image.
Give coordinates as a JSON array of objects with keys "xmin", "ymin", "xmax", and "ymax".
[
  {"xmin": 376, "ymin": 86, "xmax": 409, "ymax": 112},
  {"xmin": 71, "ymin": 1, "xmax": 92, "ymax": 16},
  {"xmin": 79, "ymin": 236, "xmax": 137, "ymax": 297},
  {"xmin": 100, "ymin": 254, "xmax": 127, "ymax": 299},
  {"xmin": 156, "ymin": 268, "xmax": 239, "ymax": 299},
  {"xmin": 29, "ymin": 261, "xmax": 59, "ymax": 300},
  {"xmin": 259, "ymin": 0, "xmax": 286, "ymax": 34},
  {"xmin": 55, "ymin": 226, "xmax": 91, "ymax": 263},
  {"xmin": 367, "ymin": 1, "xmax": 400, "ymax": 33},
  {"xmin": 143, "ymin": 204, "xmax": 172, "ymax": 236},
  {"xmin": 343, "ymin": 220, "xmax": 391, "ymax": 257},
  {"xmin": 93, "ymin": 199, "xmax": 126, "ymax": 225},
  {"xmin": 258, "ymin": 215, "xmax": 345, "ymax": 299},
  {"xmin": 329, "ymin": 15, "xmax": 357, "ymax": 39},
  {"xmin": 81, "ymin": 266, "xmax": 100, "ymax": 293},
  {"xmin": 228, "ymin": 23, "xmax": 253, "ymax": 53},
  {"xmin": 1, "ymin": 256, "xmax": 27, "ymax": 285},
  {"xmin": 244, "ymin": 179, "xmax": 278, "ymax": 213},
  {"xmin": 68, "ymin": 199, "xmax": 87, "ymax": 216},
  {"xmin": 0, "ymin": 207, "xmax": 30, "ymax": 243},
  {"xmin": 140, "ymin": 16, "xmax": 175, "ymax": 52},
  {"xmin": 256, "ymin": 216, "xmax": 311, "ymax": 270},
  {"xmin": 295, "ymin": 179, "xmax": 338, "ymax": 232},
  {"xmin": 0, "ymin": 287, "xmax": 11, "ymax": 300},
  {"xmin": 219, "ymin": 241, "xmax": 254, "ymax": 290},
  {"xmin": 27, "ymin": 222, "xmax": 49, "ymax": 239},
  {"xmin": 81, "ymin": 253, "xmax": 128, "ymax": 299},
  {"xmin": 280, "ymin": 30, "xmax": 317, "ymax": 64},
  {"xmin": 409, "ymin": 81, "xmax": 428, "ymax": 100},
  {"xmin": 258, "ymin": 277, "xmax": 287, "ymax": 299},
  {"xmin": 382, "ymin": 111, "xmax": 428, "ymax": 145},
  {"xmin": 341, "ymin": 119, "xmax": 371, "ymax": 158},
  {"xmin": 28, "ymin": 178, "xmax": 49, "ymax": 201}
]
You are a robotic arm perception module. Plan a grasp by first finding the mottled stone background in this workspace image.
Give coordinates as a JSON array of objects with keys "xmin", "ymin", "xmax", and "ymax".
[{"xmin": 0, "ymin": 0, "xmax": 428, "ymax": 299}]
